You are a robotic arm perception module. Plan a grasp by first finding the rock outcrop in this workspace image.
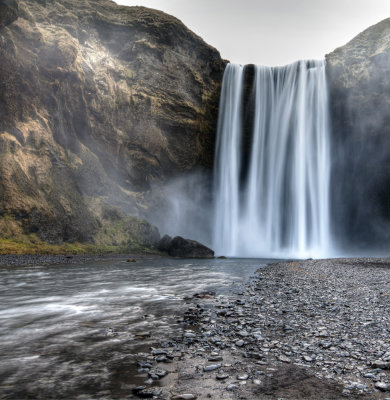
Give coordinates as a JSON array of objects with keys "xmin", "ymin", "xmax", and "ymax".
[
  {"xmin": 326, "ymin": 18, "xmax": 390, "ymax": 250},
  {"xmin": 157, "ymin": 234, "xmax": 214, "ymax": 258},
  {"xmin": 0, "ymin": 0, "xmax": 225, "ymax": 250},
  {"xmin": 0, "ymin": 0, "xmax": 18, "ymax": 28}
]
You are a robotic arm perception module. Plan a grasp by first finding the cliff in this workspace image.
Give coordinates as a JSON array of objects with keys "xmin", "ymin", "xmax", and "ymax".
[
  {"xmin": 0, "ymin": 0, "xmax": 225, "ymax": 252},
  {"xmin": 326, "ymin": 18, "xmax": 390, "ymax": 250}
]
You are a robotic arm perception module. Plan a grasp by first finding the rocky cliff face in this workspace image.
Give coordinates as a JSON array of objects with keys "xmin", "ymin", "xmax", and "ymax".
[
  {"xmin": 326, "ymin": 18, "xmax": 390, "ymax": 251},
  {"xmin": 0, "ymin": 0, "xmax": 225, "ymax": 251}
]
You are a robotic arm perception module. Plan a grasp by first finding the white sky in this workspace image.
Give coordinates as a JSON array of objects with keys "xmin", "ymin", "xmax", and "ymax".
[{"xmin": 113, "ymin": 0, "xmax": 390, "ymax": 66}]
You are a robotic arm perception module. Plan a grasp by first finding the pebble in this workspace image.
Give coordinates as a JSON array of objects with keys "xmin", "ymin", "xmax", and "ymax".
[
  {"xmin": 208, "ymin": 355, "xmax": 223, "ymax": 361},
  {"xmin": 138, "ymin": 361, "xmax": 153, "ymax": 369},
  {"xmin": 148, "ymin": 368, "xmax": 168, "ymax": 379},
  {"xmin": 372, "ymin": 360, "xmax": 390, "ymax": 369},
  {"xmin": 278, "ymin": 355, "xmax": 291, "ymax": 363},
  {"xmin": 376, "ymin": 382, "xmax": 390, "ymax": 391},
  {"xmin": 216, "ymin": 372, "xmax": 229, "ymax": 380},
  {"xmin": 135, "ymin": 331, "xmax": 151, "ymax": 338},
  {"xmin": 171, "ymin": 395, "xmax": 197, "ymax": 400},
  {"xmin": 136, "ymin": 388, "xmax": 162, "ymax": 398},
  {"xmin": 184, "ymin": 332, "xmax": 196, "ymax": 339},
  {"xmin": 152, "ymin": 349, "xmax": 168, "ymax": 356},
  {"xmin": 226, "ymin": 384, "xmax": 238, "ymax": 391},
  {"xmin": 156, "ymin": 355, "xmax": 170, "ymax": 363},
  {"xmin": 237, "ymin": 374, "xmax": 249, "ymax": 380},
  {"xmin": 203, "ymin": 364, "xmax": 222, "ymax": 372}
]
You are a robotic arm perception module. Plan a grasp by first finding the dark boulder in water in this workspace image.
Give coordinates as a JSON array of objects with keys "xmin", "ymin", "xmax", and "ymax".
[
  {"xmin": 157, "ymin": 235, "xmax": 214, "ymax": 258},
  {"xmin": 156, "ymin": 234, "xmax": 173, "ymax": 253},
  {"xmin": 169, "ymin": 236, "xmax": 214, "ymax": 258}
]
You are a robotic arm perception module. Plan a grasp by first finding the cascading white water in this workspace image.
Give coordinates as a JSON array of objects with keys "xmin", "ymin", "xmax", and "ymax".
[{"xmin": 213, "ymin": 61, "xmax": 332, "ymax": 259}]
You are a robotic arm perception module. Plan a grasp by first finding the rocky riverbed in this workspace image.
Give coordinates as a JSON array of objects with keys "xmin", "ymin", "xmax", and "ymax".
[{"xmin": 131, "ymin": 258, "xmax": 390, "ymax": 399}]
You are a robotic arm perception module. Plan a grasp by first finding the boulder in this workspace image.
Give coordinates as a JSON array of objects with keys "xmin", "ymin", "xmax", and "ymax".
[
  {"xmin": 157, "ymin": 235, "xmax": 214, "ymax": 258},
  {"xmin": 156, "ymin": 234, "xmax": 172, "ymax": 252}
]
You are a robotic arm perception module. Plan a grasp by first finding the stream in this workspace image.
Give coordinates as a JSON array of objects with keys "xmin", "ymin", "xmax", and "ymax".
[{"xmin": 0, "ymin": 257, "xmax": 272, "ymax": 399}]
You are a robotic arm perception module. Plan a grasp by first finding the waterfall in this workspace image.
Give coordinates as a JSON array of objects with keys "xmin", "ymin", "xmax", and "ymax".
[{"xmin": 213, "ymin": 61, "xmax": 332, "ymax": 259}]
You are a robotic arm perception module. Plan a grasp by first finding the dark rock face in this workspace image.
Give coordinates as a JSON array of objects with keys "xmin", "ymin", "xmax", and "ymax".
[
  {"xmin": 156, "ymin": 234, "xmax": 172, "ymax": 253},
  {"xmin": 326, "ymin": 18, "xmax": 390, "ymax": 251},
  {"xmin": 0, "ymin": 0, "xmax": 225, "ymax": 246},
  {"xmin": 157, "ymin": 235, "xmax": 214, "ymax": 258},
  {"xmin": 0, "ymin": 0, "xmax": 18, "ymax": 29}
]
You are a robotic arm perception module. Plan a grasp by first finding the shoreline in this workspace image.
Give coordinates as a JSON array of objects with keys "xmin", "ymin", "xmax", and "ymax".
[
  {"xmin": 3, "ymin": 255, "xmax": 390, "ymax": 398},
  {"xmin": 0, "ymin": 253, "xmax": 164, "ymax": 267},
  {"xmin": 132, "ymin": 257, "xmax": 390, "ymax": 399}
]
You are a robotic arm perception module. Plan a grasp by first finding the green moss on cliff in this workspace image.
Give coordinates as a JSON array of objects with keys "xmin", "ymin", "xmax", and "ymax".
[
  {"xmin": 0, "ymin": 235, "xmax": 156, "ymax": 255},
  {"xmin": 0, "ymin": 208, "xmax": 159, "ymax": 255}
]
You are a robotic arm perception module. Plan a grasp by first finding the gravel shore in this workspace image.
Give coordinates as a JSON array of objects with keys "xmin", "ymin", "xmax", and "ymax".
[
  {"xmin": 132, "ymin": 258, "xmax": 390, "ymax": 399},
  {"xmin": 0, "ymin": 254, "xmax": 158, "ymax": 267}
]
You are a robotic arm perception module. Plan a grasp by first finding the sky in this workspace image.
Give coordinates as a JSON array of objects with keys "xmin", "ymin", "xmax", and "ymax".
[{"xmin": 113, "ymin": 0, "xmax": 390, "ymax": 66}]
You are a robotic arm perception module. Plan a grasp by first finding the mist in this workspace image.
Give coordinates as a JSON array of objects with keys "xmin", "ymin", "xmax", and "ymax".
[{"xmin": 146, "ymin": 170, "xmax": 214, "ymax": 247}]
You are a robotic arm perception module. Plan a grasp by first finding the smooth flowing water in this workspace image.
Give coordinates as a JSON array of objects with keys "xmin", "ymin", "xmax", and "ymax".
[
  {"xmin": 0, "ymin": 257, "xmax": 269, "ymax": 398},
  {"xmin": 214, "ymin": 61, "xmax": 332, "ymax": 259}
]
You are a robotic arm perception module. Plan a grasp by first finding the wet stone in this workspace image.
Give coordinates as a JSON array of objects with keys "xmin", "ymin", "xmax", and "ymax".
[
  {"xmin": 226, "ymin": 384, "xmax": 238, "ymax": 391},
  {"xmin": 132, "ymin": 386, "xmax": 146, "ymax": 394},
  {"xmin": 138, "ymin": 361, "xmax": 153, "ymax": 369},
  {"xmin": 152, "ymin": 349, "xmax": 168, "ymax": 356},
  {"xmin": 136, "ymin": 388, "xmax": 162, "ymax": 398},
  {"xmin": 216, "ymin": 372, "xmax": 229, "ymax": 380},
  {"xmin": 138, "ymin": 368, "xmax": 150, "ymax": 373},
  {"xmin": 278, "ymin": 355, "xmax": 291, "ymax": 363},
  {"xmin": 156, "ymin": 355, "xmax": 170, "ymax": 363},
  {"xmin": 148, "ymin": 368, "xmax": 168, "ymax": 378},
  {"xmin": 184, "ymin": 331, "xmax": 197, "ymax": 339},
  {"xmin": 203, "ymin": 364, "xmax": 222, "ymax": 372},
  {"xmin": 372, "ymin": 360, "xmax": 390, "ymax": 369},
  {"xmin": 208, "ymin": 355, "xmax": 223, "ymax": 361},
  {"xmin": 376, "ymin": 382, "xmax": 390, "ymax": 391}
]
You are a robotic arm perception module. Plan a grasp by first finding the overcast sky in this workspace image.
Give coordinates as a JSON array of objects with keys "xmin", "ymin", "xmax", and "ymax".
[{"xmin": 113, "ymin": 0, "xmax": 390, "ymax": 66}]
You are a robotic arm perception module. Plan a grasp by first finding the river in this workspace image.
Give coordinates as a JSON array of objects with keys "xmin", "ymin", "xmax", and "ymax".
[{"xmin": 0, "ymin": 257, "xmax": 272, "ymax": 399}]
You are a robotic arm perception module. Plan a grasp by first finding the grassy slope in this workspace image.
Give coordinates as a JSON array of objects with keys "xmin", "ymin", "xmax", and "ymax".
[{"xmin": 0, "ymin": 215, "xmax": 158, "ymax": 255}]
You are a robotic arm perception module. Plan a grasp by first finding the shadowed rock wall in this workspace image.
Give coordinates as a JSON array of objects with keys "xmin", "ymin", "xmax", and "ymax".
[{"xmin": 327, "ymin": 18, "xmax": 390, "ymax": 252}]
